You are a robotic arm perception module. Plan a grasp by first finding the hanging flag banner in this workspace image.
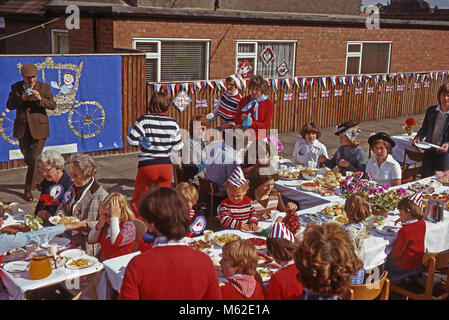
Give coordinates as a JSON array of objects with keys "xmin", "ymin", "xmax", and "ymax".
[
  {"xmin": 283, "ymin": 93, "xmax": 293, "ymax": 101},
  {"xmin": 367, "ymin": 87, "xmax": 374, "ymax": 94},
  {"xmin": 321, "ymin": 90, "xmax": 329, "ymax": 98},
  {"xmin": 397, "ymin": 84, "xmax": 405, "ymax": 91},
  {"xmin": 334, "ymin": 89, "xmax": 343, "ymax": 97},
  {"xmin": 355, "ymin": 87, "xmax": 363, "ymax": 95},
  {"xmin": 385, "ymin": 85, "xmax": 393, "ymax": 92},
  {"xmin": 172, "ymin": 90, "xmax": 191, "ymax": 112},
  {"xmin": 414, "ymin": 83, "xmax": 420, "ymax": 89},
  {"xmin": 213, "ymin": 99, "xmax": 219, "ymax": 108},
  {"xmin": 299, "ymin": 92, "xmax": 308, "ymax": 100},
  {"xmin": 423, "ymin": 81, "xmax": 431, "ymax": 88},
  {"xmin": 0, "ymin": 55, "xmax": 123, "ymax": 162},
  {"xmin": 321, "ymin": 77, "xmax": 327, "ymax": 88},
  {"xmin": 195, "ymin": 99, "xmax": 207, "ymax": 108}
]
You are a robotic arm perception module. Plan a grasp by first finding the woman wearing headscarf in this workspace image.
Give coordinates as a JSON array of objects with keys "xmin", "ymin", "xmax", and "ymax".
[{"xmin": 319, "ymin": 120, "xmax": 367, "ymax": 175}]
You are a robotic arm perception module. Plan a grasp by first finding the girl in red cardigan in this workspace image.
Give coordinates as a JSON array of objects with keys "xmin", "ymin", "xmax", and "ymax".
[
  {"xmin": 386, "ymin": 192, "xmax": 426, "ymax": 284},
  {"xmin": 88, "ymin": 192, "xmax": 136, "ymax": 261},
  {"xmin": 266, "ymin": 221, "xmax": 304, "ymax": 300},
  {"xmin": 219, "ymin": 239, "xmax": 265, "ymax": 300}
]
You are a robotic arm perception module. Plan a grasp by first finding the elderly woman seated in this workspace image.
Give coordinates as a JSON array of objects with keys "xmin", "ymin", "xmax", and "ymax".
[
  {"xmin": 35, "ymin": 150, "xmax": 73, "ymax": 223},
  {"xmin": 55, "ymin": 153, "xmax": 109, "ymax": 257}
]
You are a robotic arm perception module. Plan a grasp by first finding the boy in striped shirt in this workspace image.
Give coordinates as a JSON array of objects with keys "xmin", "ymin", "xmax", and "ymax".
[{"xmin": 218, "ymin": 166, "xmax": 258, "ymax": 231}]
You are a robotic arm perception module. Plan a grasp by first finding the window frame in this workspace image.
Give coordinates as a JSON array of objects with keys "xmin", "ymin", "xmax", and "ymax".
[
  {"xmin": 132, "ymin": 37, "xmax": 210, "ymax": 83},
  {"xmin": 235, "ymin": 39, "xmax": 297, "ymax": 78},
  {"xmin": 345, "ymin": 41, "xmax": 392, "ymax": 75},
  {"xmin": 51, "ymin": 29, "xmax": 69, "ymax": 54}
]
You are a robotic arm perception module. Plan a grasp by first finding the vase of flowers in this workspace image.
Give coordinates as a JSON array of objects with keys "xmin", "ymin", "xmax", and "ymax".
[{"xmin": 403, "ymin": 117, "xmax": 418, "ymax": 136}]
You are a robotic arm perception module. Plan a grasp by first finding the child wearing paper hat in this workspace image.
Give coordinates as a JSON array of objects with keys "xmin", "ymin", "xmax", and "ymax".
[
  {"xmin": 217, "ymin": 166, "xmax": 258, "ymax": 231},
  {"xmin": 206, "ymin": 74, "xmax": 242, "ymax": 129},
  {"xmin": 385, "ymin": 192, "xmax": 426, "ymax": 284},
  {"xmin": 265, "ymin": 221, "xmax": 304, "ymax": 300}
]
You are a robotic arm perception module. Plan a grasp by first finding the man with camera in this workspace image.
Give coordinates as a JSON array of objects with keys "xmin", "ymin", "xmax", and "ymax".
[{"xmin": 6, "ymin": 63, "xmax": 56, "ymax": 201}]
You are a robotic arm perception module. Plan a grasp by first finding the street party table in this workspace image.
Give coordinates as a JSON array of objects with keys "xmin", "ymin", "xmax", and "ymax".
[{"xmin": 0, "ymin": 209, "xmax": 104, "ymax": 300}]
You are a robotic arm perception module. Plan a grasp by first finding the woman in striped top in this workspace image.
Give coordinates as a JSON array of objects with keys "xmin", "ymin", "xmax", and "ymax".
[
  {"xmin": 127, "ymin": 92, "xmax": 183, "ymax": 218},
  {"xmin": 206, "ymin": 75, "xmax": 242, "ymax": 129}
]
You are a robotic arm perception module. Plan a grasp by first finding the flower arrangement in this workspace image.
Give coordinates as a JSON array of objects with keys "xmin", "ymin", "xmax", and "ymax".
[
  {"xmin": 370, "ymin": 188, "xmax": 407, "ymax": 212},
  {"xmin": 403, "ymin": 117, "xmax": 418, "ymax": 133},
  {"xmin": 266, "ymin": 135, "xmax": 284, "ymax": 153}
]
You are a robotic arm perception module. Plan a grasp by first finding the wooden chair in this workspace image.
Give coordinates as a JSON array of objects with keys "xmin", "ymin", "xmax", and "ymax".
[
  {"xmin": 401, "ymin": 147, "xmax": 424, "ymax": 184},
  {"xmin": 132, "ymin": 218, "xmax": 147, "ymax": 252},
  {"xmin": 197, "ymin": 177, "xmax": 219, "ymax": 217},
  {"xmin": 345, "ymin": 271, "xmax": 390, "ymax": 300},
  {"xmin": 172, "ymin": 164, "xmax": 184, "ymax": 186},
  {"xmin": 390, "ymin": 250, "xmax": 449, "ymax": 300}
]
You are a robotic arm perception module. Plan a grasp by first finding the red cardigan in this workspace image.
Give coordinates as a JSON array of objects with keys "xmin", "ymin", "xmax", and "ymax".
[
  {"xmin": 119, "ymin": 245, "xmax": 222, "ymax": 300},
  {"xmin": 234, "ymin": 95, "xmax": 274, "ymax": 138},
  {"xmin": 220, "ymin": 280, "xmax": 265, "ymax": 300},
  {"xmin": 266, "ymin": 263, "xmax": 304, "ymax": 300},
  {"xmin": 390, "ymin": 219, "xmax": 426, "ymax": 270}
]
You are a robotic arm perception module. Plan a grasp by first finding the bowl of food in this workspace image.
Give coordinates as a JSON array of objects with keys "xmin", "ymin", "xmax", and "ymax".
[{"xmin": 300, "ymin": 168, "xmax": 317, "ymax": 180}]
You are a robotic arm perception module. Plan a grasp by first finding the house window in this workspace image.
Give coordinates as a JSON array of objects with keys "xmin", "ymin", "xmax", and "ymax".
[
  {"xmin": 236, "ymin": 40, "xmax": 296, "ymax": 79},
  {"xmin": 346, "ymin": 41, "xmax": 392, "ymax": 74},
  {"xmin": 51, "ymin": 29, "xmax": 69, "ymax": 54},
  {"xmin": 133, "ymin": 38, "xmax": 210, "ymax": 83}
]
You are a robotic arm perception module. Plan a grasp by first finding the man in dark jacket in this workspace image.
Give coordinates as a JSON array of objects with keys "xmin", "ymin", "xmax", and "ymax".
[
  {"xmin": 413, "ymin": 83, "xmax": 449, "ymax": 178},
  {"xmin": 6, "ymin": 63, "xmax": 57, "ymax": 201}
]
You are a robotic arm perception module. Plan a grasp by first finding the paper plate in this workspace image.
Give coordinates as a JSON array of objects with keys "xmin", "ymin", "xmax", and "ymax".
[
  {"xmin": 65, "ymin": 256, "xmax": 98, "ymax": 270},
  {"xmin": 49, "ymin": 216, "xmax": 80, "ymax": 225},
  {"xmin": 3, "ymin": 261, "xmax": 29, "ymax": 273}
]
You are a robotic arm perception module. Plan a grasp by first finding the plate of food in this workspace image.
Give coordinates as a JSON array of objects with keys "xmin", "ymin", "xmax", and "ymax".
[
  {"xmin": 3, "ymin": 261, "xmax": 29, "ymax": 273},
  {"xmin": 49, "ymin": 215, "xmax": 80, "ymax": 225},
  {"xmin": 375, "ymin": 225, "xmax": 401, "ymax": 236},
  {"xmin": 59, "ymin": 249, "xmax": 85, "ymax": 260},
  {"xmin": 240, "ymin": 225, "xmax": 262, "ymax": 233},
  {"xmin": 277, "ymin": 169, "xmax": 301, "ymax": 180},
  {"xmin": 317, "ymin": 187, "xmax": 338, "ymax": 196},
  {"xmin": 212, "ymin": 233, "xmax": 241, "ymax": 247},
  {"xmin": 299, "ymin": 181, "xmax": 321, "ymax": 192},
  {"xmin": 65, "ymin": 256, "xmax": 98, "ymax": 270},
  {"xmin": 248, "ymin": 237, "xmax": 267, "ymax": 250},
  {"xmin": 438, "ymin": 177, "xmax": 449, "ymax": 186},
  {"xmin": 298, "ymin": 213, "xmax": 331, "ymax": 225},
  {"xmin": 40, "ymin": 237, "xmax": 71, "ymax": 249},
  {"xmin": 2, "ymin": 248, "xmax": 26, "ymax": 263},
  {"xmin": 187, "ymin": 239, "xmax": 212, "ymax": 252},
  {"xmin": 256, "ymin": 267, "xmax": 275, "ymax": 282},
  {"xmin": 409, "ymin": 180, "xmax": 441, "ymax": 194},
  {"xmin": 0, "ymin": 224, "xmax": 31, "ymax": 235},
  {"xmin": 300, "ymin": 168, "xmax": 317, "ymax": 180}
]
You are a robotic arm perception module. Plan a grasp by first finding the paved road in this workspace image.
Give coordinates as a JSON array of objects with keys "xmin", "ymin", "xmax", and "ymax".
[{"xmin": 0, "ymin": 113, "xmax": 425, "ymax": 215}]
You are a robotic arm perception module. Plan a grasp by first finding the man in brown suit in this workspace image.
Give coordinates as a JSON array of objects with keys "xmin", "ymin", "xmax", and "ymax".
[{"xmin": 6, "ymin": 64, "xmax": 57, "ymax": 201}]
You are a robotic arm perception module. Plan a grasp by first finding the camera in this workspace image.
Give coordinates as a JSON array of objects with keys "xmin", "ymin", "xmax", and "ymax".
[{"xmin": 23, "ymin": 83, "xmax": 33, "ymax": 97}]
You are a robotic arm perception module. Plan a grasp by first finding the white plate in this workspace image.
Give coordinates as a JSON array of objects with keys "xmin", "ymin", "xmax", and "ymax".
[
  {"xmin": 2, "ymin": 248, "xmax": 26, "ymax": 263},
  {"xmin": 414, "ymin": 141, "xmax": 440, "ymax": 150},
  {"xmin": 211, "ymin": 233, "xmax": 241, "ymax": 247},
  {"xmin": 65, "ymin": 255, "xmax": 98, "ymax": 270},
  {"xmin": 48, "ymin": 216, "xmax": 80, "ymax": 225},
  {"xmin": 59, "ymin": 249, "xmax": 85, "ymax": 260},
  {"xmin": 3, "ymin": 261, "xmax": 29, "ymax": 273},
  {"xmin": 375, "ymin": 225, "xmax": 401, "ymax": 236},
  {"xmin": 40, "ymin": 237, "xmax": 71, "ymax": 249}
]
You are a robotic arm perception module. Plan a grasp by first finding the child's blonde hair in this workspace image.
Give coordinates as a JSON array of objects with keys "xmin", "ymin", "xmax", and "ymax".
[
  {"xmin": 176, "ymin": 182, "xmax": 199, "ymax": 204},
  {"xmin": 99, "ymin": 192, "xmax": 135, "ymax": 222},
  {"xmin": 222, "ymin": 239, "xmax": 259, "ymax": 275},
  {"xmin": 223, "ymin": 181, "xmax": 249, "ymax": 195},
  {"xmin": 344, "ymin": 193, "xmax": 371, "ymax": 223},
  {"xmin": 397, "ymin": 197, "xmax": 424, "ymax": 220}
]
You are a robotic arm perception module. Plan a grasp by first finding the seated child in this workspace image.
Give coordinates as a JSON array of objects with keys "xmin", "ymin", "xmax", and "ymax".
[
  {"xmin": 294, "ymin": 223, "xmax": 363, "ymax": 300},
  {"xmin": 176, "ymin": 182, "xmax": 206, "ymax": 237},
  {"xmin": 292, "ymin": 122, "xmax": 328, "ymax": 167},
  {"xmin": 343, "ymin": 193, "xmax": 371, "ymax": 284},
  {"xmin": 219, "ymin": 239, "xmax": 265, "ymax": 300},
  {"xmin": 385, "ymin": 192, "xmax": 426, "ymax": 284},
  {"xmin": 266, "ymin": 221, "xmax": 304, "ymax": 300},
  {"xmin": 217, "ymin": 166, "xmax": 258, "ymax": 231},
  {"xmin": 88, "ymin": 192, "xmax": 136, "ymax": 261}
]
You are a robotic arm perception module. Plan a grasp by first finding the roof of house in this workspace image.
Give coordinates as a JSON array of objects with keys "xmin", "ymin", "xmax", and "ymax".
[{"xmin": 0, "ymin": 0, "xmax": 48, "ymax": 15}]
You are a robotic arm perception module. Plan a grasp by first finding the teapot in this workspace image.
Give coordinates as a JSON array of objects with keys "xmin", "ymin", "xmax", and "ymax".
[{"xmin": 28, "ymin": 255, "xmax": 56, "ymax": 280}]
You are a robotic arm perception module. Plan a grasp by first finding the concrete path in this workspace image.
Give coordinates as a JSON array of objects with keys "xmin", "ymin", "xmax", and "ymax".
[{"xmin": 0, "ymin": 113, "xmax": 426, "ymax": 215}]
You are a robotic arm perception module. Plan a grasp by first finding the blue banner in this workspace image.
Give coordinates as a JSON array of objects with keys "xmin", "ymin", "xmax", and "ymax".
[{"xmin": 0, "ymin": 55, "xmax": 123, "ymax": 162}]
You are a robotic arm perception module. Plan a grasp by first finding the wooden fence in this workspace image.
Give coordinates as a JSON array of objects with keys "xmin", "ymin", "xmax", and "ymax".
[
  {"xmin": 150, "ymin": 72, "xmax": 446, "ymax": 133},
  {"xmin": 0, "ymin": 58, "xmax": 446, "ymax": 170}
]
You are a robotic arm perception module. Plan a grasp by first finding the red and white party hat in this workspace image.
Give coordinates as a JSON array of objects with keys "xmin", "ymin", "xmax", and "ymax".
[
  {"xmin": 227, "ymin": 166, "xmax": 247, "ymax": 187},
  {"xmin": 268, "ymin": 221, "xmax": 296, "ymax": 243}
]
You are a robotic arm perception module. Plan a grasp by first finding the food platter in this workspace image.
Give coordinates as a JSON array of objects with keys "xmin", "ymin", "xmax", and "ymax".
[
  {"xmin": 211, "ymin": 233, "xmax": 241, "ymax": 247},
  {"xmin": 248, "ymin": 237, "xmax": 266, "ymax": 250},
  {"xmin": 298, "ymin": 213, "xmax": 332, "ymax": 225},
  {"xmin": 65, "ymin": 255, "xmax": 98, "ymax": 270},
  {"xmin": 2, "ymin": 248, "xmax": 26, "ymax": 263},
  {"xmin": 409, "ymin": 180, "xmax": 441, "ymax": 194},
  {"xmin": 187, "ymin": 239, "xmax": 212, "ymax": 252},
  {"xmin": 299, "ymin": 181, "xmax": 321, "ymax": 192},
  {"xmin": 0, "ymin": 224, "xmax": 31, "ymax": 235},
  {"xmin": 438, "ymin": 178, "xmax": 449, "ymax": 186},
  {"xmin": 3, "ymin": 261, "xmax": 29, "ymax": 273},
  {"xmin": 374, "ymin": 225, "xmax": 401, "ymax": 236},
  {"xmin": 49, "ymin": 216, "xmax": 80, "ymax": 225}
]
